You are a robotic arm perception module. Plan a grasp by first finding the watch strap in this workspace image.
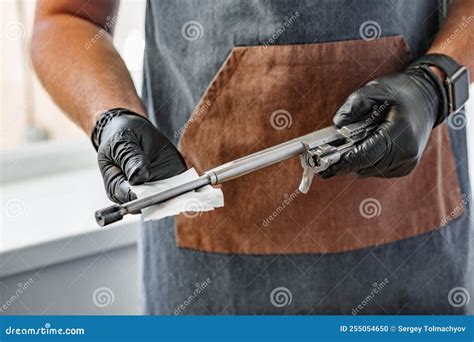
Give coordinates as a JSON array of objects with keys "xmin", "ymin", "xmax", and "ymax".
[
  {"xmin": 412, "ymin": 53, "xmax": 463, "ymax": 77},
  {"xmin": 409, "ymin": 53, "xmax": 470, "ymax": 122}
]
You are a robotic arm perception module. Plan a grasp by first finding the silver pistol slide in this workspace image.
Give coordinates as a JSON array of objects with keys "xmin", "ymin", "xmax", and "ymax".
[{"xmin": 95, "ymin": 121, "xmax": 376, "ymax": 226}]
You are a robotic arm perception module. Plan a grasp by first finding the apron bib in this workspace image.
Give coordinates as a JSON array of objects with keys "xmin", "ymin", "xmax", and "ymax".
[{"xmin": 176, "ymin": 36, "xmax": 463, "ymax": 254}]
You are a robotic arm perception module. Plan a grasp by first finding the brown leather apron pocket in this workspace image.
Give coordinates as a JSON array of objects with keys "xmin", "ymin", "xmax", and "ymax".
[{"xmin": 176, "ymin": 36, "xmax": 463, "ymax": 254}]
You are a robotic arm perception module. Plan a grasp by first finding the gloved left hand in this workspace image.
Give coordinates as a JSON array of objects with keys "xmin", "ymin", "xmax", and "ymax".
[
  {"xmin": 92, "ymin": 108, "xmax": 187, "ymax": 204},
  {"xmin": 321, "ymin": 61, "xmax": 445, "ymax": 178}
]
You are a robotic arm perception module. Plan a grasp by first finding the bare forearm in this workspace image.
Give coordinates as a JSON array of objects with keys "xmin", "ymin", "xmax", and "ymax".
[
  {"xmin": 31, "ymin": 12, "xmax": 146, "ymax": 134},
  {"xmin": 429, "ymin": 0, "xmax": 474, "ymax": 77}
]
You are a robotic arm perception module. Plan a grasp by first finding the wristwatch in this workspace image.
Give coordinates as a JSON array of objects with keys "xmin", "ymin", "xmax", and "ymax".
[{"xmin": 411, "ymin": 53, "xmax": 470, "ymax": 123}]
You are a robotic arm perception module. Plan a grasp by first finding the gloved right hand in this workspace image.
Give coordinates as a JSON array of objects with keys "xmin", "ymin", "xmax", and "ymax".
[
  {"xmin": 321, "ymin": 61, "xmax": 445, "ymax": 179},
  {"xmin": 91, "ymin": 108, "xmax": 187, "ymax": 204}
]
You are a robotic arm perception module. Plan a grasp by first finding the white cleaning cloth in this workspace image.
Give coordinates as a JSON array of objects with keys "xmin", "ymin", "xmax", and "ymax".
[{"xmin": 130, "ymin": 168, "xmax": 224, "ymax": 221}]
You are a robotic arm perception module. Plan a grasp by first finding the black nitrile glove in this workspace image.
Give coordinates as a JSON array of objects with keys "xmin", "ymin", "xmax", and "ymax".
[
  {"xmin": 92, "ymin": 108, "xmax": 187, "ymax": 204},
  {"xmin": 321, "ymin": 62, "xmax": 446, "ymax": 179}
]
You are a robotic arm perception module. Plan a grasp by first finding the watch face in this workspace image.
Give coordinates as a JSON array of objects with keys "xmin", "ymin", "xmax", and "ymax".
[{"xmin": 450, "ymin": 68, "xmax": 470, "ymax": 113}]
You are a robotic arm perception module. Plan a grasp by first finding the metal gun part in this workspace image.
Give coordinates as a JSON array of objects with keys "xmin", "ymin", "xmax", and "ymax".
[{"xmin": 95, "ymin": 121, "xmax": 376, "ymax": 226}]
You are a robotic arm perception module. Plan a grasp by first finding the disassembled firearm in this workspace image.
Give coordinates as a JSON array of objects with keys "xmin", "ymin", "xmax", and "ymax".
[{"xmin": 95, "ymin": 121, "xmax": 376, "ymax": 226}]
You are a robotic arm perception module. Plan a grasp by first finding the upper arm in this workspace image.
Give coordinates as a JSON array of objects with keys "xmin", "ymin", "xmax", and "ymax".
[{"xmin": 34, "ymin": 0, "xmax": 120, "ymax": 32}]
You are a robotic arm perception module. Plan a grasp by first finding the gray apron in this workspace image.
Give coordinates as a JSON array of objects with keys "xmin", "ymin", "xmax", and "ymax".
[{"xmin": 140, "ymin": 0, "xmax": 473, "ymax": 314}]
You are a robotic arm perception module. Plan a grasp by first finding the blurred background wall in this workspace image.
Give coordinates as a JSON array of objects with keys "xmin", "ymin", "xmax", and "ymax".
[
  {"xmin": 1, "ymin": 0, "xmax": 146, "ymax": 315},
  {"xmin": 1, "ymin": 0, "xmax": 145, "ymax": 150}
]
